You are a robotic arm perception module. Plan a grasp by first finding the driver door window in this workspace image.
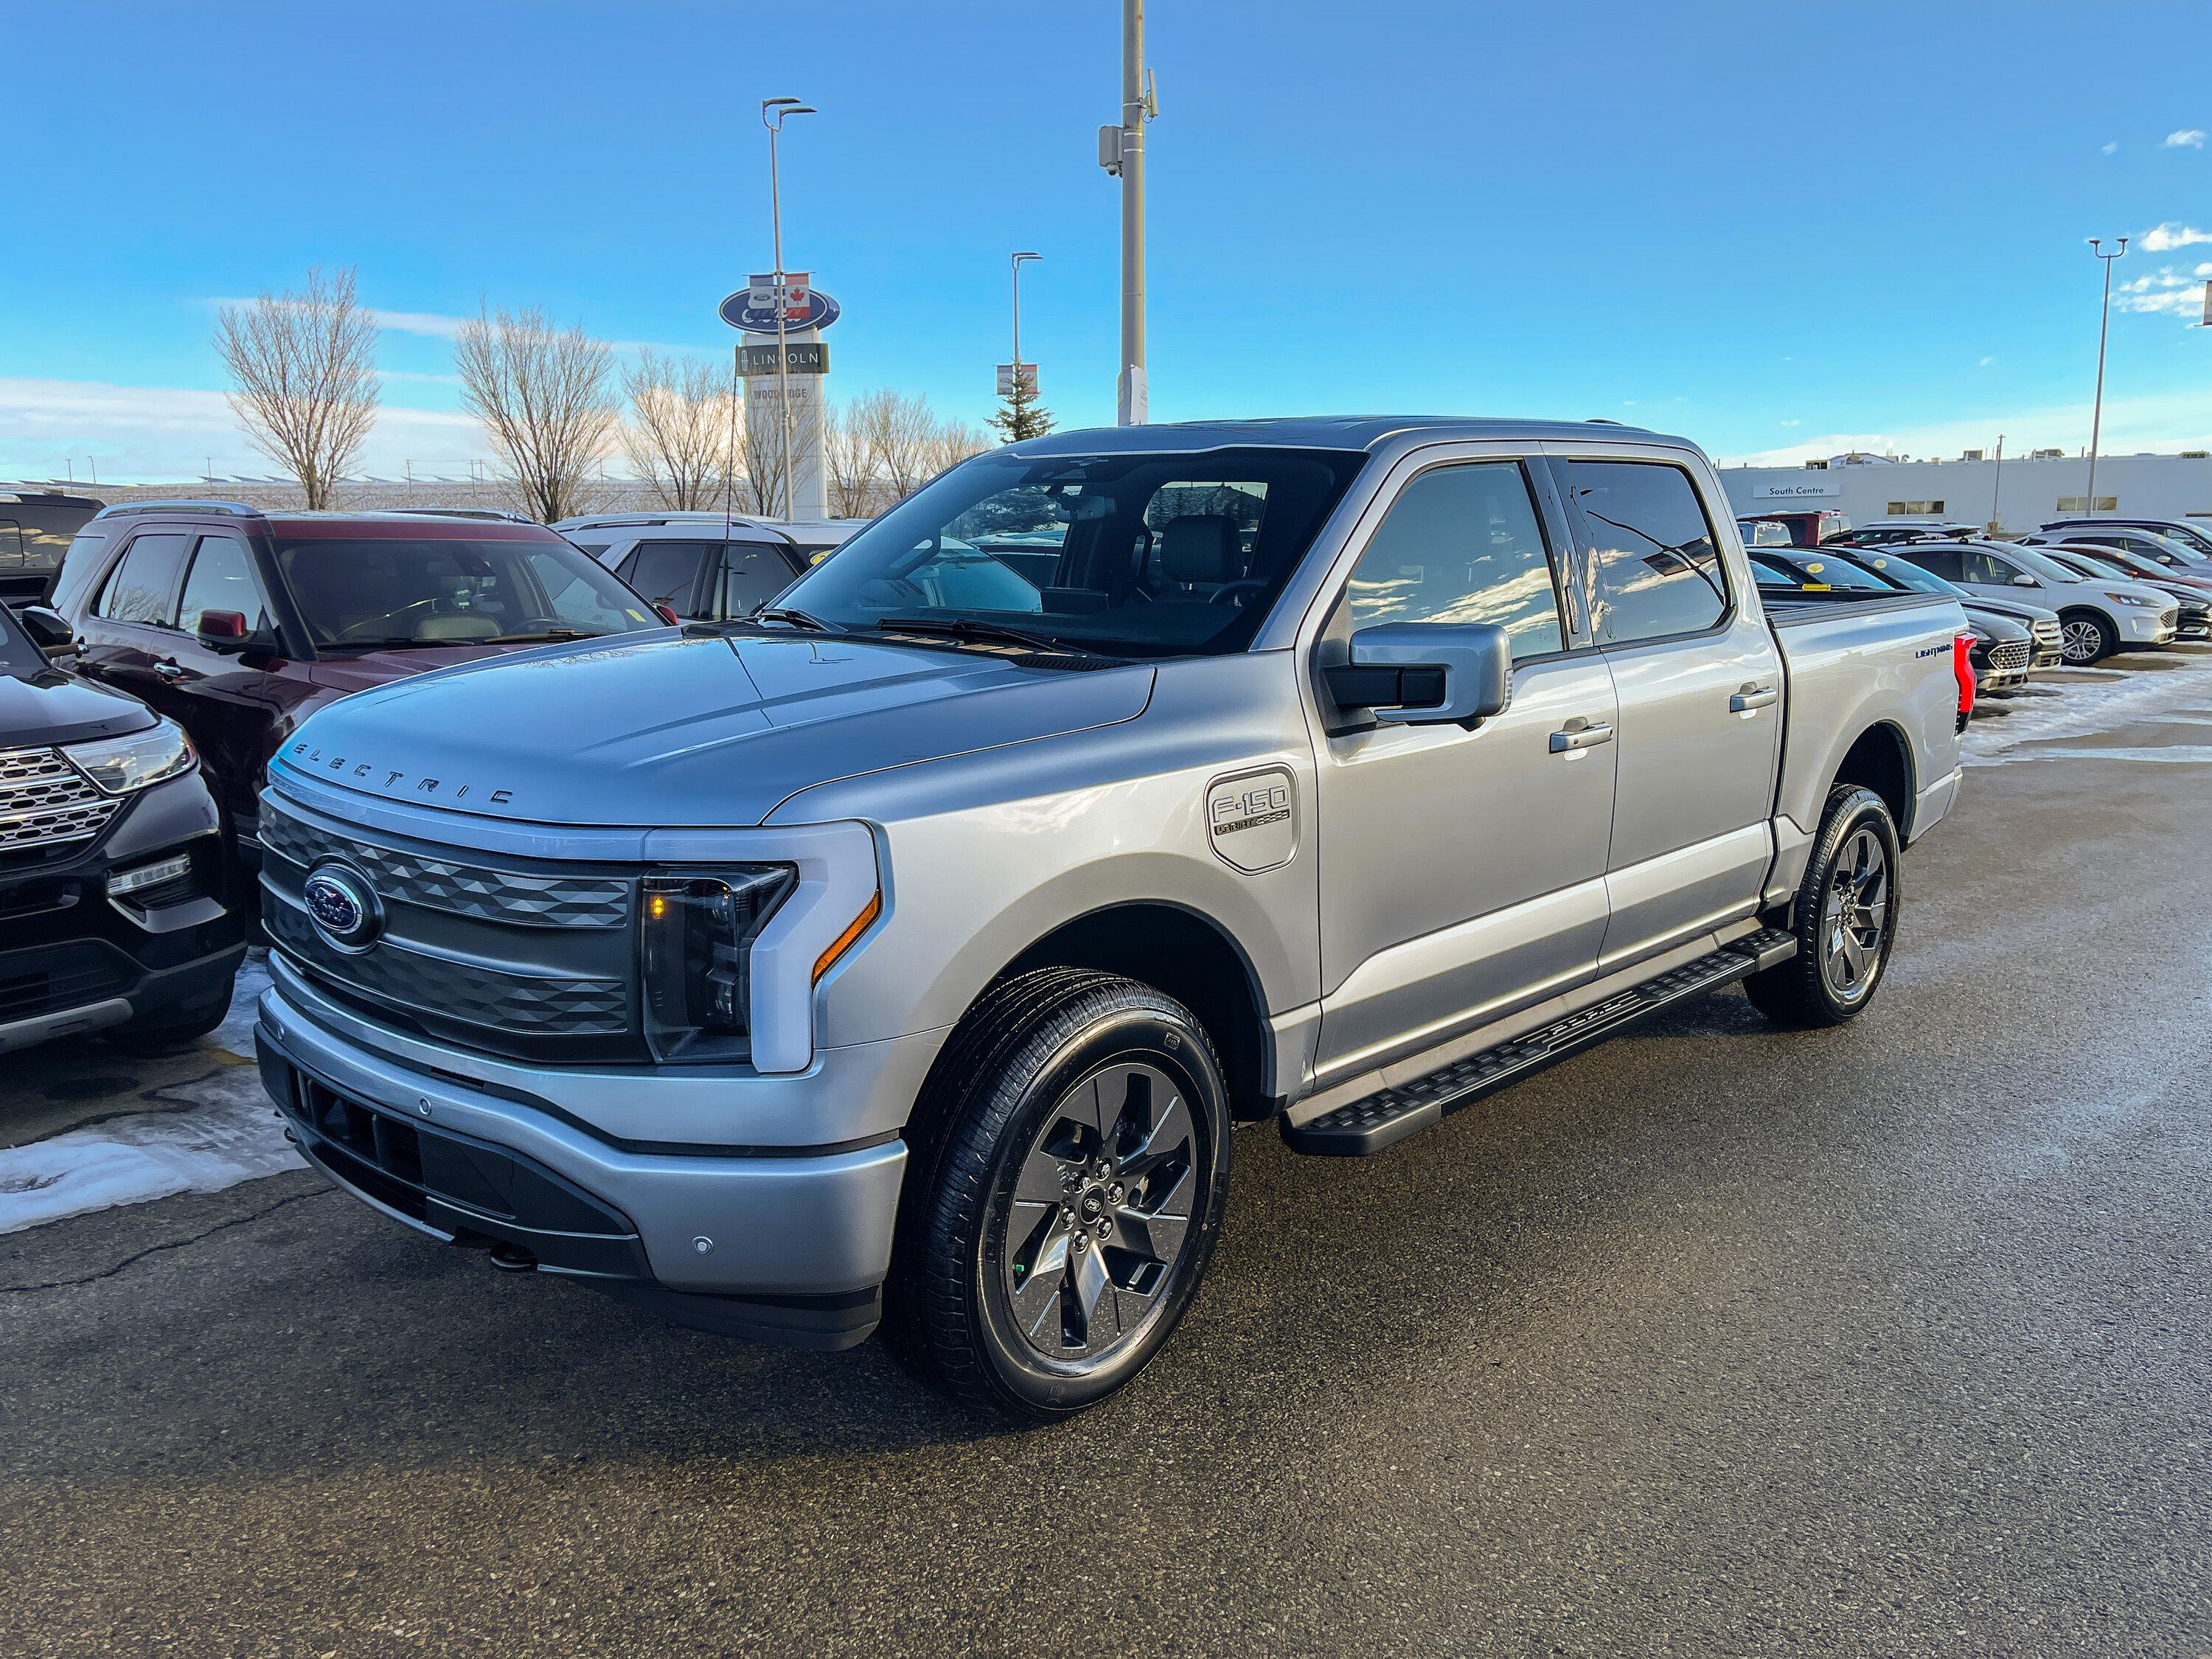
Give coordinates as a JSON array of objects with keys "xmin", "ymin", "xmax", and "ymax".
[
  {"xmin": 1959, "ymin": 549, "xmax": 2027, "ymax": 585},
  {"xmin": 1338, "ymin": 462, "xmax": 1565, "ymax": 658}
]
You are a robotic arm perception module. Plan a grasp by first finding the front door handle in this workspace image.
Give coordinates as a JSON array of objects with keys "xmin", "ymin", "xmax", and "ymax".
[
  {"xmin": 1729, "ymin": 684, "xmax": 1779, "ymax": 713},
  {"xmin": 1550, "ymin": 720, "xmax": 1614, "ymax": 754},
  {"xmin": 154, "ymin": 661, "xmax": 184, "ymax": 681}
]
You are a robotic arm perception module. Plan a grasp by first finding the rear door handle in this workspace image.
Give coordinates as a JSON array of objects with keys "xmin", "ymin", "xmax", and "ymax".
[
  {"xmin": 1550, "ymin": 720, "xmax": 1614, "ymax": 753},
  {"xmin": 1729, "ymin": 684, "xmax": 1778, "ymax": 712},
  {"xmin": 154, "ymin": 661, "xmax": 184, "ymax": 680}
]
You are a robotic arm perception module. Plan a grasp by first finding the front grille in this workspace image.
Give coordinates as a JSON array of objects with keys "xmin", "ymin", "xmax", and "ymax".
[
  {"xmin": 0, "ymin": 746, "xmax": 120, "ymax": 855},
  {"xmin": 1987, "ymin": 640, "xmax": 2031, "ymax": 674},
  {"xmin": 260, "ymin": 801, "xmax": 631, "ymax": 928},
  {"xmin": 266, "ymin": 897, "xmax": 630, "ymax": 1034},
  {"xmin": 259, "ymin": 793, "xmax": 642, "ymax": 1060},
  {"xmin": 2159, "ymin": 607, "xmax": 2179, "ymax": 631},
  {"xmin": 2031, "ymin": 619, "xmax": 2063, "ymax": 646}
]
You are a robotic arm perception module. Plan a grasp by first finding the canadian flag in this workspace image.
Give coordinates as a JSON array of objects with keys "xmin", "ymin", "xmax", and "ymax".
[{"xmin": 782, "ymin": 274, "xmax": 813, "ymax": 322}]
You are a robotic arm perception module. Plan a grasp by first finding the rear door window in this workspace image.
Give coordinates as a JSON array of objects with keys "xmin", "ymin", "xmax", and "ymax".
[
  {"xmin": 717, "ymin": 541, "xmax": 800, "ymax": 619},
  {"xmin": 1565, "ymin": 460, "xmax": 1730, "ymax": 645},
  {"xmin": 619, "ymin": 542, "xmax": 709, "ymax": 613},
  {"xmin": 94, "ymin": 532, "xmax": 191, "ymax": 625},
  {"xmin": 1898, "ymin": 546, "xmax": 1964, "ymax": 582},
  {"xmin": 1958, "ymin": 549, "xmax": 2026, "ymax": 586}
]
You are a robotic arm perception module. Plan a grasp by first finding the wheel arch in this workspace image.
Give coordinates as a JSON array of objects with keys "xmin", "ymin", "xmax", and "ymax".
[{"xmin": 1828, "ymin": 720, "xmax": 1916, "ymax": 835}]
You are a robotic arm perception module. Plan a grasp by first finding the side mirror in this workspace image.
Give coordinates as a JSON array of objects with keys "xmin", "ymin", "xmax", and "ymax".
[
  {"xmin": 2011, "ymin": 574, "xmax": 2039, "ymax": 588},
  {"xmin": 1325, "ymin": 622, "xmax": 1514, "ymax": 728},
  {"xmin": 16, "ymin": 604, "xmax": 74, "ymax": 653},
  {"xmin": 195, "ymin": 608, "xmax": 252, "ymax": 654}
]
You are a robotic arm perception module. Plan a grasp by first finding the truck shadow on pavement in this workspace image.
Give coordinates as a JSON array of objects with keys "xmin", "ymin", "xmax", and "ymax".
[{"xmin": 1, "ymin": 982, "xmax": 1871, "ymax": 1492}]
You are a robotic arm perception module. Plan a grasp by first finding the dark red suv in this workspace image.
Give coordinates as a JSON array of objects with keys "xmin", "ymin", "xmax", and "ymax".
[{"xmin": 49, "ymin": 504, "xmax": 667, "ymax": 885}]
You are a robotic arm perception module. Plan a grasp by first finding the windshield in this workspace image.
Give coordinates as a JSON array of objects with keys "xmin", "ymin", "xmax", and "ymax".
[
  {"xmin": 2007, "ymin": 544, "xmax": 2109, "ymax": 585},
  {"xmin": 273, "ymin": 535, "xmax": 658, "ymax": 650},
  {"xmin": 1851, "ymin": 552, "xmax": 1965, "ymax": 597},
  {"xmin": 2157, "ymin": 524, "xmax": 2212, "ymax": 557},
  {"xmin": 769, "ymin": 447, "xmax": 1368, "ymax": 658}
]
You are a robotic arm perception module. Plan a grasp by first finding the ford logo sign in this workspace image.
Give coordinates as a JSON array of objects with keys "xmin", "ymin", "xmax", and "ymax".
[
  {"xmin": 303, "ymin": 862, "xmax": 383, "ymax": 953},
  {"xmin": 718, "ymin": 288, "xmax": 841, "ymax": 335}
]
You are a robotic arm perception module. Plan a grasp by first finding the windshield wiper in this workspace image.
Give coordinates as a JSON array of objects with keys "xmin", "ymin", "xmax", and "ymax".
[
  {"xmin": 871, "ymin": 616, "xmax": 1109, "ymax": 658},
  {"xmin": 483, "ymin": 628, "xmax": 611, "ymax": 644},
  {"xmin": 319, "ymin": 637, "xmax": 447, "ymax": 652},
  {"xmin": 750, "ymin": 605, "xmax": 845, "ymax": 634}
]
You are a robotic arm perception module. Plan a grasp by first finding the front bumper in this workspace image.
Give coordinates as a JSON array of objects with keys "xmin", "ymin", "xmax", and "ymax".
[
  {"xmin": 2118, "ymin": 610, "xmax": 2177, "ymax": 645},
  {"xmin": 256, "ymin": 981, "xmax": 911, "ymax": 1349},
  {"xmin": 0, "ymin": 773, "xmax": 246, "ymax": 1054}
]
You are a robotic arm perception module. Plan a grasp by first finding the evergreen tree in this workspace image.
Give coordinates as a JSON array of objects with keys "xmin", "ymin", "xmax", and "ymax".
[{"xmin": 990, "ymin": 373, "xmax": 1055, "ymax": 443}]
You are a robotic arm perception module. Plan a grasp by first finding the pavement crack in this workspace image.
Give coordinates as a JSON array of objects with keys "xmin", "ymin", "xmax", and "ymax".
[{"xmin": 0, "ymin": 1187, "xmax": 333, "ymax": 1295}]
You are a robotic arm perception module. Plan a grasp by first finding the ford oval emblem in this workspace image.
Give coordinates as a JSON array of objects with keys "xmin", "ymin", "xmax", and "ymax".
[{"xmin": 303, "ymin": 862, "xmax": 383, "ymax": 953}]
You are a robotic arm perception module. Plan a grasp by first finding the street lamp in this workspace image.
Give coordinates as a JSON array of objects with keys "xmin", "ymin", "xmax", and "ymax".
[
  {"xmin": 2086, "ymin": 236, "xmax": 2127, "ymax": 520},
  {"xmin": 1099, "ymin": 0, "xmax": 1155, "ymax": 425},
  {"xmin": 762, "ymin": 96, "xmax": 816, "ymax": 521},
  {"xmin": 1011, "ymin": 251, "xmax": 1042, "ymax": 429}
]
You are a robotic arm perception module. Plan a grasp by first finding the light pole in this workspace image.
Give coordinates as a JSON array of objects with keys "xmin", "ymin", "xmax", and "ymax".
[
  {"xmin": 762, "ymin": 96, "xmax": 815, "ymax": 521},
  {"xmin": 2086, "ymin": 236, "xmax": 2126, "ymax": 519},
  {"xmin": 1989, "ymin": 434, "xmax": 2004, "ymax": 534},
  {"xmin": 1099, "ymin": 0, "xmax": 1155, "ymax": 425},
  {"xmin": 1011, "ymin": 251, "xmax": 1041, "ymax": 432}
]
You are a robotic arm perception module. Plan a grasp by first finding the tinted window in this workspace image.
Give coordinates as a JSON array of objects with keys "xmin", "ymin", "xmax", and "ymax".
[
  {"xmin": 620, "ymin": 542, "xmax": 708, "ymax": 612},
  {"xmin": 95, "ymin": 532, "xmax": 190, "ymax": 625},
  {"xmin": 0, "ymin": 521, "xmax": 21, "ymax": 568},
  {"xmin": 567, "ymin": 540, "xmax": 613, "ymax": 558},
  {"xmin": 1341, "ymin": 462, "xmax": 1564, "ymax": 658},
  {"xmin": 1790, "ymin": 555, "xmax": 1894, "ymax": 592},
  {"xmin": 0, "ymin": 602, "xmax": 42, "ymax": 676},
  {"xmin": 1896, "ymin": 546, "xmax": 1964, "ymax": 582},
  {"xmin": 177, "ymin": 535, "xmax": 269, "ymax": 630},
  {"xmin": 717, "ymin": 543, "xmax": 799, "ymax": 618},
  {"xmin": 1567, "ymin": 461, "xmax": 1728, "ymax": 645}
]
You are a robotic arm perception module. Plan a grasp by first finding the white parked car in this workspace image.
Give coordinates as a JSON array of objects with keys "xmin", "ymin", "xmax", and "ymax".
[
  {"xmin": 1887, "ymin": 540, "xmax": 2177, "ymax": 664},
  {"xmin": 551, "ymin": 511, "xmax": 869, "ymax": 622}
]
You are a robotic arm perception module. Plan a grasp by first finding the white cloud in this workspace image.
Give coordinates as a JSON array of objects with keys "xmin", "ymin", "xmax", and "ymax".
[
  {"xmin": 2113, "ymin": 265, "xmax": 2211, "ymax": 320},
  {"xmin": 2140, "ymin": 222, "xmax": 2212, "ymax": 251},
  {"xmin": 1779, "ymin": 419, "xmax": 1801, "ymax": 427},
  {"xmin": 369, "ymin": 307, "xmax": 470, "ymax": 340},
  {"xmin": 0, "ymin": 375, "xmax": 483, "ymax": 484},
  {"xmin": 2101, "ymin": 140, "xmax": 2120, "ymax": 156},
  {"xmin": 2165, "ymin": 128, "xmax": 2207, "ymax": 148},
  {"xmin": 1715, "ymin": 389, "xmax": 2212, "ymax": 470},
  {"xmin": 1978, "ymin": 355, "xmax": 1995, "ymax": 366}
]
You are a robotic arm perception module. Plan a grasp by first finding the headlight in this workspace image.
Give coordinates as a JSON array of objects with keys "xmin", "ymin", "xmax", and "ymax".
[
  {"xmin": 2104, "ymin": 591, "xmax": 2159, "ymax": 609},
  {"xmin": 639, "ymin": 866, "xmax": 796, "ymax": 1062},
  {"xmin": 63, "ymin": 718, "xmax": 195, "ymax": 796}
]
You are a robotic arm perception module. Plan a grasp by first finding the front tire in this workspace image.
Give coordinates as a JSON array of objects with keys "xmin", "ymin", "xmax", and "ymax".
[
  {"xmin": 883, "ymin": 970, "xmax": 1232, "ymax": 1422},
  {"xmin": 2059, "ymin": 609, "xmax": 2117, "ymax": 666},
  {"xmin": 1745, "ymin": 785, "xmax": 1900, "ymax": 1029}
]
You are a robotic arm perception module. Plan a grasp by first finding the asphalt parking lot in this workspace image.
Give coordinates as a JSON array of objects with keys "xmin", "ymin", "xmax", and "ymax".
[{"xmin": 4, "ymin": 653, "xmax": 2210, "ymax": 1658}]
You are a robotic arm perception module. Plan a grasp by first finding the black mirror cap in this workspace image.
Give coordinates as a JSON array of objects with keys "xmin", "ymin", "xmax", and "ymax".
[{"xmin": 16, "ymin": 604, "xmax": 74, "ymax": 651}]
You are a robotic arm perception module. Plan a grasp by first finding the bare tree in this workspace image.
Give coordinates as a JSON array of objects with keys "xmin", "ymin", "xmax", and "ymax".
[
  {"xmin": 213, "ymin": 265, "xmax": 379, "ymax": 509},
  {"xmin": 927, "ymin": 417, "xmax": 993, "ymax": 479},
  {"xmin": 453, "ymin": 305, "xmax": 618, "ymax": 523},
  {"xmin": 620, "ymin": 350, "xmax": 737, "ymax": 511},
  {"xmin": 824, "ymin": 397, "xmax": 883, "ymax": 518},
  {"xmin": 852, "ymin": 389, "xmax": 943, "ymax": 501}
]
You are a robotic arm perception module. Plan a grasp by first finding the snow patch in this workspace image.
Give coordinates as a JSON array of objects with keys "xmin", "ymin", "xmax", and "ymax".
[{"xmin": 1962, "ymin": 654, "xmax": 2212, "ymax": 764}]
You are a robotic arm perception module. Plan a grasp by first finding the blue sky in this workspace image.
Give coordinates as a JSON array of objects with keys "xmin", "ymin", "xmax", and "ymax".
[{"xmin": 3, "ymin": 0, "xmax": 2208, "ymax": 482}]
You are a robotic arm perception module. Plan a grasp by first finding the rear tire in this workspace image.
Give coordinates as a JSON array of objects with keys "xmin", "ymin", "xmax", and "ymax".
[
  {"xmin": 1745, "ymin": 785, "xmax": 1900, "ymax": 1029},
  {"xmin": 882, "ymin": 969, "xmax": 1232, "ymax": 1423},
  {"xmin": 2058, "ymin": 609, "xmax": 2117, "ymax": 666}
]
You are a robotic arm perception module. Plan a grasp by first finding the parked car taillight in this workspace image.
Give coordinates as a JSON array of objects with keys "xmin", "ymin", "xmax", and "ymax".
[{"xmin": 1952, "ymin": 633, "xmax": 1977, "ymax": 728}]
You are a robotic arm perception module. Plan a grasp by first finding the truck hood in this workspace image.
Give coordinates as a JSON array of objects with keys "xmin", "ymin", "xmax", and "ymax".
[
  {"xmin": 0, "ymin": 663, "xmax": 157, "ymax": 748},
  {"xmin": 269, "ymin": 630, "xmax": 1155, "ymax": 828}
]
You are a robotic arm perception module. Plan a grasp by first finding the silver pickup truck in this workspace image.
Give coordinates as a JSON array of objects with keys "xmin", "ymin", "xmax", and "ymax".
[{"xmin": 251, "ymin": 418, "xmax": 1969, "ymax": 1420}]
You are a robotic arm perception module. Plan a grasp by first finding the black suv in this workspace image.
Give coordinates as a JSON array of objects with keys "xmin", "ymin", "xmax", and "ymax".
[
  {"xmin": 0, "ymin": 599, "xmax": 246, "ymax": 1055},
  {"xmin": 0, "ymin": 491, "xmax": 104, "ymax": 605}
]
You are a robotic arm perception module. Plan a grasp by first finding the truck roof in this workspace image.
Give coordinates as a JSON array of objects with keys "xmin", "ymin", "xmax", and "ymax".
[{"xmin": 1002, "ymin": 416, "xmax": 1688, "ymax": 457}]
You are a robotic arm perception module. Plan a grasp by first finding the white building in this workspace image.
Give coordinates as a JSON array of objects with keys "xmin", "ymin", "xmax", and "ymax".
[{"xmin": 1719, "ymin": 450, "xmax": 2212, "ymax": 535}]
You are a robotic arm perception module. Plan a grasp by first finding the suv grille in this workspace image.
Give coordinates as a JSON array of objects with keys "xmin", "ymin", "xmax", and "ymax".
[
  {"xmin": 2159, "ymin": 607, "xmax": 2179, "ymax": 631},
  {"xmin": 1986, "ymin": 640, "xmax": 2031, "ymax": 674},
  {"xmin": 260, "ymin": 796, "xmax": 642, "ymax": 1060},
  {"xmin": 0, "ymin": 747, "xmax": 120, "ymax": 855}
]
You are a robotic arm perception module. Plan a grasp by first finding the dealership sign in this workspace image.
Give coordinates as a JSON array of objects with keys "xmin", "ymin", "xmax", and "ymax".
[
  {"xmin": 740, "ymin": 340, "xmax": 830, "ymax": 376},
  {"xmin": 720, "ymin": 273, "xmax": 842, "ymax": 334},
  {"xmin": 1750, "ymin": 479, "xmax": 1840, "ymax": 500}
]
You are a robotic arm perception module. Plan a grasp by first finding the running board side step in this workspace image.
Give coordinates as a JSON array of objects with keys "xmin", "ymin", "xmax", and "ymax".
[{"xmin": 1281, "ymin": 928, "xmax": 1797, "ymax": 1158}]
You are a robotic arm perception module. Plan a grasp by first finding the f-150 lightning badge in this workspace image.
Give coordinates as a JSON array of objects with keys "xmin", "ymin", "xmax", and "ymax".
[{"xmin": 1206, "ymin": 766, "xmax": 1298, "ymax": 873}]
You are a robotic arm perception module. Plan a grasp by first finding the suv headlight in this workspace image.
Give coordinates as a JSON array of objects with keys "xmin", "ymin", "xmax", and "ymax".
[
  {"xmin": 639, "ymin": 866, "xmax": 796, "ymax": 1062},
  {"xmin": 63, "ymin": 718, "xmax": 195, "ymax": 796},
  {"xmin": 2104, "ymin": 591, "xmax": 2159, "ymax": 608}
]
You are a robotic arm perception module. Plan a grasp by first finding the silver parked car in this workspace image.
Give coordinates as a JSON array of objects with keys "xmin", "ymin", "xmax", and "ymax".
[
  {"xmin": 1886, "ymin": 540, "xmax": 2175, "ymax": 664},
  {"xmin": 251, "ymin": 418, "xmax": 1969, "ymax": 1419}
]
